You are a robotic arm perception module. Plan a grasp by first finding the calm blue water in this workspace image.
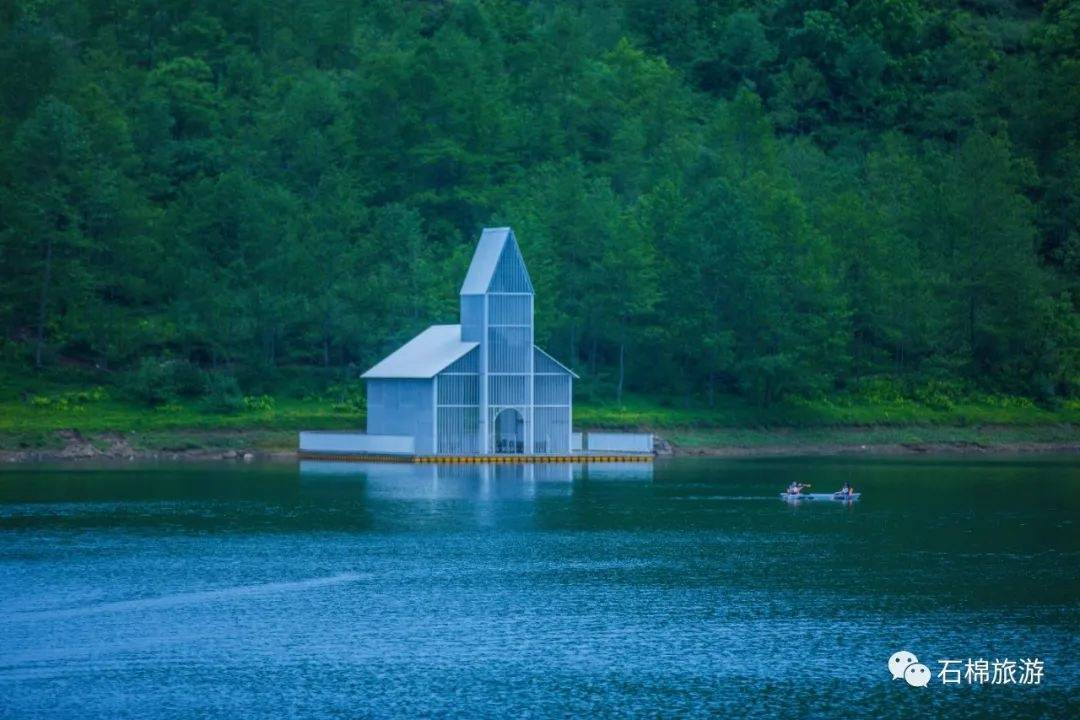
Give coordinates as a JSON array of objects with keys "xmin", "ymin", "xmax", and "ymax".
[{"xmin": 1, "ymin": 457, "xmax": 1077, "ymax": 718}]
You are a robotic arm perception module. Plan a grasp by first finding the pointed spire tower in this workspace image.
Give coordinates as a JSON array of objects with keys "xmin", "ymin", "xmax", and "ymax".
[{"xmin": 460, "ymin": 228, "xmax": 535, "ymax": 453}]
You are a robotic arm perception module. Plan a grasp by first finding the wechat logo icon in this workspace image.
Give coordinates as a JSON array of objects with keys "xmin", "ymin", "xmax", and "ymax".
[{"xmin": 889, "ymin": 650, "xmax": 931, "ymax": 687}]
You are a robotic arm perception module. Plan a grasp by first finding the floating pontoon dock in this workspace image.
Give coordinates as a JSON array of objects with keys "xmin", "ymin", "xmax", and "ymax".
[{"xmin": 298, "ymin": 430, "xmax": 654, "ymax": 464}]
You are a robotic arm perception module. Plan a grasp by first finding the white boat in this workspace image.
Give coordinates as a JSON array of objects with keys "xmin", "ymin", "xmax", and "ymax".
[{"xmin": 779, "ymin": 492, "xmax": 860, "ymax": 501}]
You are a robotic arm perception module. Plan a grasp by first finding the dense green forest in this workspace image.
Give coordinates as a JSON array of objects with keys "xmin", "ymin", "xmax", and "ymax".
[{"xmin": 1, "ymin": 0, "xmax": 1078, "ymax": 411}]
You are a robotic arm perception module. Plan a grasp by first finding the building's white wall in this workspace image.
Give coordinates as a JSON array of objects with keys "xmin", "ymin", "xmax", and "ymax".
[
  {"xmin": 585, "ymin": 432, "xmax": 654, "ymax": 454},
  {"xmin": 299, "ymin": 432, "xmax": 415, "ymax": 455},
  {"xmin": 366, "ymin": 378, "xmax": 435, "ymax": 454}
]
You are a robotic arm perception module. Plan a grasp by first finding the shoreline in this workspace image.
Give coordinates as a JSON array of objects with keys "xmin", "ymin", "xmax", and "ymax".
[
  {"xmin": 670, "ymin": 440, "xmax": 1080, "ymax": 458},
  {"xmin": 2, "ymin": 427, "xmax": 1078, "ymax": 464}
]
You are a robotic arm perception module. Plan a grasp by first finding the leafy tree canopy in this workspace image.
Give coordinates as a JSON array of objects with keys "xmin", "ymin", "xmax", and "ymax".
[{"xmin": 1, "ymin": 0, "xmax": 1077, "ymax": 405}]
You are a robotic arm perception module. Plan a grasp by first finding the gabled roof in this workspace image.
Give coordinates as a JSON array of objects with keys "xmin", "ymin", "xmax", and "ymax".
[
  {"xmin": 460, "ymin": 226, "xmax": 533, "ymax": 295},
  {"xmin": 362, "ymin": 325, "xmax": 478, "ymax": 379},
  {"xmin": 534, "ymin": 346, "xmax": 580, "ymax": 378}
]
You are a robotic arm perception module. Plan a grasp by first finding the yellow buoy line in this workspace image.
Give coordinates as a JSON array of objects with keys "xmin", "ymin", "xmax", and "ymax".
[{"xmin": 297, "ymin": 451, "xmax": 653, "ymax": 464}]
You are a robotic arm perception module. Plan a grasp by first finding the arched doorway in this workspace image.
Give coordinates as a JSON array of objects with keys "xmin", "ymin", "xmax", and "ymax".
[{"xmin": 493, "ymin": 408, "xmax": 525, "ymax": 454}]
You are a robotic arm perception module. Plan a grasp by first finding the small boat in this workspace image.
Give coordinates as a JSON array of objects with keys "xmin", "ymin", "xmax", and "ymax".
[{"xmin": 780, "ymin": 492, "xmax": 860, "ymax": 501}]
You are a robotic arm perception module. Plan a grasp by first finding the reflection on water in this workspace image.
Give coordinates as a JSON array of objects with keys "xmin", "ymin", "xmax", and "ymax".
[
  {"xmin": 0, "ymin": 456, "xmax": 1077, "ymax": 719},
  {"xmin": 299, "ymin": 459, "xmax": 653, "ymax": 500}
]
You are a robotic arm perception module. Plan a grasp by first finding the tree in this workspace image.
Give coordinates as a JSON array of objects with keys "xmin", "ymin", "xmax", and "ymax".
[
  {"xmin": 944, "ymin": 132, "xmax": 1041, "ymax": 379},
  {"xmin": 6, "ymin": 97, "xmax": 92, "ymax": 367}
]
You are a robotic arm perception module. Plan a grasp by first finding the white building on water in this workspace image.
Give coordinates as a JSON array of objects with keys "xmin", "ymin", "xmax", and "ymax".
[{"xmin": 361, "ymin": 227, "xmax": 577, "ymax": 456}]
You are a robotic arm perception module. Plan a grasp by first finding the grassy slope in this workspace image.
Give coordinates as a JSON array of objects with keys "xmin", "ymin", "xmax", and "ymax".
[
  {"xmin": 574, "ymin": 395, "xmax": 1080, "ymax": 449},
  {"xmin": 574, "ymin": 394, "xmax": 1080, "ymax": 428},
  {"xmin": 2, "ymin": 366, "xmax": 1078, "ymax": 453},
  {"xmin": 0, "ymin": 367, "xmax": 360, "ymax": 451}
]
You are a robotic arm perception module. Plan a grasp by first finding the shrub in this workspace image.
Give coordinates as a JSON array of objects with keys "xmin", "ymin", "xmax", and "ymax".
[
  {"xmin": 124, "ymin": 359, "xmax": 206, "ymax": 406},
  {"xmin": 234, "ymin": 359, "xmax": 279, "ymax": 395},
  {"xmin": 170, "ymin": 361, "xmax": 207, "ymax": 398},
  {"xmin": 26, "ymin": 387, "xmax": 108, "ymax": 410},
  {"xmin": 847, "ymin": 376, "xmax": 906, "ymax": 405},
  {"xmin": 202, "ymin": 373, "xmax": 244, "ymax": 413},
  {"xmin": 73, "ymin": 387, "xmax": 108, "ymax": 403},
  {"xmin": 242, "ymin": 394, "xmax": 276, "ymax": 412},
  {"xmin": 327, "ymin": 383, "xmax": 364, "ymax": 413},
  {"xmin": 126, "ymin": 358, "xmax": 176, "ymax": 406},
  {"xmin": 910, "ymin": 379, "xmax": 966, "ymax": 411}
]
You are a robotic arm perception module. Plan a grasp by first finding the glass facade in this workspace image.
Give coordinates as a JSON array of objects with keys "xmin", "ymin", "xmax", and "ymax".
[
  {"xmin": 436, "ymin": 348, "xmax": 480, "ymax": 455},
  {"xmin": 532, "ymin": 348, "xmax": 571, "ymax": 453}
]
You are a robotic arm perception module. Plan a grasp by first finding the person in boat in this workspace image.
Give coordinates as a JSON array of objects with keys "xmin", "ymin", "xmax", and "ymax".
[
  {"xmin": 838, "ymin": 481, "xmax": 854, "ymax": 496},
  {"xmin": 786, "ymin": 482, "xmax": 810, "ymax": 495}
]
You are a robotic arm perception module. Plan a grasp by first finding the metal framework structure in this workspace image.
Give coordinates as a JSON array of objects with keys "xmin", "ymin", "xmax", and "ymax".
[{"xmin": 363, "ymin": 227, "xmax": 576, "ymax": 456}]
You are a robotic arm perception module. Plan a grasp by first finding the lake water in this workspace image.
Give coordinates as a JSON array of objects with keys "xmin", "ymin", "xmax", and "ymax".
[{"xmin": 1, "ymin": 457, "xmax": 1077, "ymax": 718}]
